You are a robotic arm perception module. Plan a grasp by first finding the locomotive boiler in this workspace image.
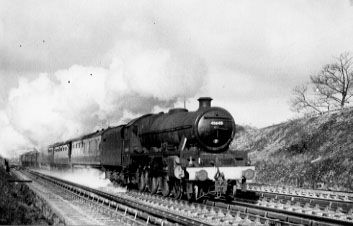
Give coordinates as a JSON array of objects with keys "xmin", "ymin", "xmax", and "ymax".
[{"xmin": 139, "ymin": 97, "xmax": 234, "ymax": 152}]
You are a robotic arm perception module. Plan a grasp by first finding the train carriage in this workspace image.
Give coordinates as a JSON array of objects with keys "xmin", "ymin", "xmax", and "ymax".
[
  {"xmin": 53, "ymin": 142, "xmax": 71, "ymax": 168},
  {"xmin": 48, "ymin": 145, "xmax": 54, "ymax": 168},
  {"xmin": 20, "ymin": 150, "xmax": 39, "ymax": 168},
  {"xmin": 71, "ymin": 131, "xmax": 102, "ymax": 167}
]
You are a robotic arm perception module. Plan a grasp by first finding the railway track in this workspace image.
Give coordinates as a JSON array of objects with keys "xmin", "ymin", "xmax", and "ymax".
[
  {"xmin": 124, "ymin": 189, "xmax": 353, "ymax": 225},
  {"xmin": 19, "ymin": 169, "xmax": 221, "ymax": 226},
  {"xmin": 248, "ymin": 184, "xmax": 353, "ymax": 214},
  {"xmin": 13, "ymin": 169, "xmax": 353, "ymax": 225},
  {"xmin": 14, "ymin": 169, "xmax": 281, "ymax": 225},
  {"xmin": 248, "ymin": 184, "xmax": 353, "ymax": 201},
  {"xmin": 14, "ymin": 169, "xmax": 161, "ymax": 225},
  {"xmin": 125, "ymin": 191, "xmax": 284, "ymax": 225},
  {"xmin": 206, "ymin": 198, "xmax": 353, "ymax": 226},
  {"xmin": 220, "ymin": 185, "xmax": 353, "ymax": 225}
]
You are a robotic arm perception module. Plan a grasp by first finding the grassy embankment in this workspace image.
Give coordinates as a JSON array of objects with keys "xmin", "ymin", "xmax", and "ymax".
[
  {"xmin": 0, "ymin": 167, "xmax": 49, "ymax": 225},
  {"xmin": 232, "ymin": 108, "xmax": 353, "ymax": 191}
]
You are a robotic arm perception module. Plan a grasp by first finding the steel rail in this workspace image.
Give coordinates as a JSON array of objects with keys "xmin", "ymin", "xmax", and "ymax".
[
  {"xmin": 28, "ymin": 170, "xmax": 212, "ymax": 226},
  {"xmin": 206, "ymin": 198, "xmax": 353, "ymax": 226}
]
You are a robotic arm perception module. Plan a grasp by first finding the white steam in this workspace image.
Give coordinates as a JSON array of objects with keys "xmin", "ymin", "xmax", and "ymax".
[
  {"xmin": 35, "ymin": 168, "xmax": 126, "ymax": 193},
  {"xmin": 3, "ymin": 45, "xmax": 206, "ymax": 155},
  {"xmin": 0, "ymin": 111, "xmax": 31, "ymax": 158}
]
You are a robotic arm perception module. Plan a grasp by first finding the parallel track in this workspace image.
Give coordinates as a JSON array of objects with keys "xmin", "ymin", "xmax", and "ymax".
[
  {"xmin": 248, "ymin": 184, "xmax": 353, "ymax": 201},
  {"xmin": 248, "ymin": 184, "xmax": 353, "ymax": 214},
  {"xmin": 206, "ymin": 198, "xmax": 353, "ymax": 226},
  {"xmin": 20, "ymin": 169, "xmax": 353, "ymax": 225},
  {"xmin": 26, "ymin": 169, "xmax": 213, "ymax": 226},
  {"xmin": 23, "ymin": 169, "xmax": 280, "ymax": 225}
]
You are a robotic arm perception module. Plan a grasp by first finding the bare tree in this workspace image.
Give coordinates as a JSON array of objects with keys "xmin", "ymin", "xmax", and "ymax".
[
  {"xmin": 290, "ymin": 84, "xmax": 323, "ymax": 114},
  {"xmin": 310, "ymin": 52, "xmax": 353, "ymax": 109},
  {"xmin": 290, "ymin": 52, "xmax": 353, "ymax": 114}
]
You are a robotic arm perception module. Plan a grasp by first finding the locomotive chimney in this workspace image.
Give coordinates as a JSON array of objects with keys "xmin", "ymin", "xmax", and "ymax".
[{"xmin": 198, "ymin": 97, "xmax": 212, "ymax": 109}]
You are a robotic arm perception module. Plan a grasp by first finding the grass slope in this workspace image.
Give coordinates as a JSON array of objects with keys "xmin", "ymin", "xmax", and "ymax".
[
  {"xmin": 0, "ymin": 167, "xmax": 49, "ymax": 225},
  {"xmin": 232, "ymin": 108, "xmax": 353, "ymax": 191}
]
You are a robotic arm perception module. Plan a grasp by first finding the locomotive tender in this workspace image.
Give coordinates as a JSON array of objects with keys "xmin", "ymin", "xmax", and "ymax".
[{"xmin": 22, "ymin": 97, "xmax": 256, "ymax": 200}]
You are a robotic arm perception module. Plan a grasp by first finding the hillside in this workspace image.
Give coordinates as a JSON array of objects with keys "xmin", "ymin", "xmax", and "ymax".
[{"xmin": 231, "ymin": 108, "xmax": 353, "ymax": 191}]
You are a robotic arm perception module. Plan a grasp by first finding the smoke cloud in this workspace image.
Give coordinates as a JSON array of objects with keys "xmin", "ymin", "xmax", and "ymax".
[
  {"xmin": 2, "ymin": 45, "xmax": 206, "ymax": 156},
  {"xmin": 0, "ymin": 111, "xmax": 31, "ymax": 157}
]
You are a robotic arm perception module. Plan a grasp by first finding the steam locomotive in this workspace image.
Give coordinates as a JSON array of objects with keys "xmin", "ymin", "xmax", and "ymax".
[{"xmin": 20, "ymin": 97, "xmax": 256, "ymax": 201}]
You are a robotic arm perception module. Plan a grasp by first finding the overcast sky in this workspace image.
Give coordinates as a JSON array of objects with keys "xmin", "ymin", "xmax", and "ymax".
[{"xmin": 1, "ymin": 0, "xmax": 353, "ymax": 157}]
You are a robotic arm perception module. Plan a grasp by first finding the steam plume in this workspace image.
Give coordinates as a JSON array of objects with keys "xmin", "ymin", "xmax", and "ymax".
[{"xmin": 2, "ymin": 45, "xmax": 206, "ymax": 156}]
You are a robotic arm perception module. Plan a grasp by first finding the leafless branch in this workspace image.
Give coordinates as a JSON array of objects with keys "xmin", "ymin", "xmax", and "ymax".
[{"xmin": 310, "ymin": 52, "xmax": 353, "ymax": 108}]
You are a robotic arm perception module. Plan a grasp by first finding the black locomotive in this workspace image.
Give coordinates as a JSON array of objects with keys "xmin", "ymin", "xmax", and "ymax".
[{"xmin": 21, "ymin": 97, "xmax": 256, "ymax": 201}]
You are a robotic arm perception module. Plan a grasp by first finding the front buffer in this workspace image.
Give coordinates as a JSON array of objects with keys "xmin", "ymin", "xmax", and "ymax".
[{"xmin": 184, "ymin": 165, "xmax": 258, "ymax": 202}]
